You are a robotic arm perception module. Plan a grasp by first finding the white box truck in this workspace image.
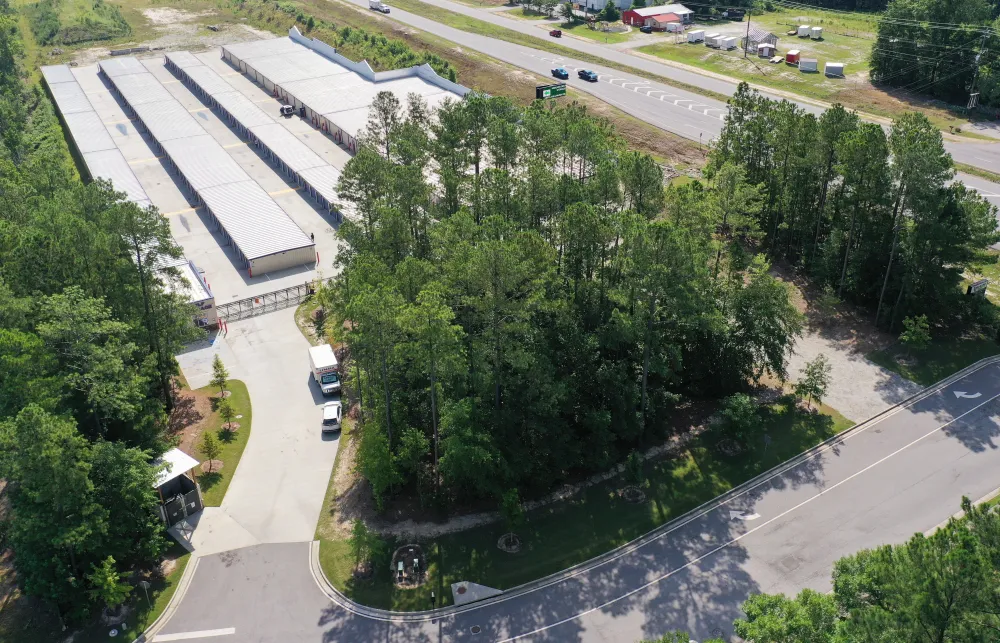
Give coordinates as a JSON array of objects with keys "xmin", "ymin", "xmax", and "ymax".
[
  {"xmin": 309, "ymin": 344, "xmax": 341, "ymax": 395},
  {"xmin": 369, "ymin": 0, "xmax": 390, "ymax": 12}
]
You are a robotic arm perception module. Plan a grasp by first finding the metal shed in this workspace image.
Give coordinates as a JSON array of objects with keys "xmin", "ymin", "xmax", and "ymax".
[{"xmin": 741, "ymin": 25, "xmax": 778, "ymax": 53}]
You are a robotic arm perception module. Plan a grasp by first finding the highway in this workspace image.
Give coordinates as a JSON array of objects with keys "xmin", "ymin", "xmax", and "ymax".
[
  {"xmin": 154, "ymin": 358, "xmax": 1000, "ymax": 642},
  {"xmin": 337, "ymin": 0, "xmax": 1000, "ymax": 178}
]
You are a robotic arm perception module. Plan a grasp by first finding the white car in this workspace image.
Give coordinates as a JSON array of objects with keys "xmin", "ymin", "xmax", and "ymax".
[{"xmin": 322, "ymin": 401, "xmax": 342, "ymax": 433}]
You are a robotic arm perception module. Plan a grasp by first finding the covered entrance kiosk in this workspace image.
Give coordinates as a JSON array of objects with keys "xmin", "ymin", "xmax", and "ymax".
[{"xmin": 153, "ymin": 448, "xmax": 204, "ymax": 527}]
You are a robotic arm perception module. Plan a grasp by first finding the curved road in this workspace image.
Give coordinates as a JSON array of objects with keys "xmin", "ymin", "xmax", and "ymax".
[{"xmin": 154, "ymin": 356, "xmax": 1000, "ymax": 643}]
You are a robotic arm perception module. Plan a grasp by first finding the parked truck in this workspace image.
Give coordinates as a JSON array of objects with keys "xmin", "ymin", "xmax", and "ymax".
[
  {"xmin": 369, "ymin": 0, "xmax": 390, "ymax": 13},
  {"xmin": 309, "ymin": 344, "xmax": 341, "ymax": 395}
]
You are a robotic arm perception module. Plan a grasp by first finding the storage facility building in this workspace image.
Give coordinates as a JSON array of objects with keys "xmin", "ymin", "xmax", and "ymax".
[
  {"xmin": 99, "ymin": 58, "xmax": 315, "ymax": 276},
  {"xmin": 164, "ymin": 51, "xmax": 344, "ymax": 219},
  {"xmin": 220, "ymin": 29, "xmax": 470, "ymax": 155},
  {"xmin": 621, "ymin": 3, "xmax": 693, "ymax": 25}
]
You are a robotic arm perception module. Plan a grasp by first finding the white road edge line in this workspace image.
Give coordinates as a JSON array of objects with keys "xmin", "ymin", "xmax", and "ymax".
[
  {"xmin": 152, "ymin": 628, "xmax": 236, "ymax": 642},
  {"xmin": 497, "ymin": 389, "xmax": 1000, "ymax": 642}
]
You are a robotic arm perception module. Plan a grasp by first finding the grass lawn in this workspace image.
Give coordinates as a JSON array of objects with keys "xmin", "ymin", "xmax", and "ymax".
[
  {"xmin": 956, "ymin": 162, "xmax": 1000, "ymax": 186},
  {"xmin": 195, "ymin": 379, "xmax": 253, "ymax": 507},
  {"xmin": 499, "ymin": 7, "xmax": 553, "ymax": 20},
  {"xmin": 868, "ymin": 336, "xmax": 1000, "ymax": 387},
  {"xmin": 557, "ymin": 21, "xmax": 631, "ymax": 45},
  {"xmin": 371, "ymin": 0, "xmax": 730, "ymax": 103},
  {"xmin": 318, "ymin": 395, "xmax": 852, "ymax": 610}
]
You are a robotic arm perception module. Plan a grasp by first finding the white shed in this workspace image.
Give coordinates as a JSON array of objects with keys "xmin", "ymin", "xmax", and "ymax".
[
  {"xmin": 705, "ymin": 33, "xmax": 721, "ymax": 47},
  {"xmin": 797, "ymin": 24, "xmax": 811, "ymax": 37},
  {"xmin": 825, "ymin": 62, "xmax": 845, "ymax": 77},
  {"xmin": 757, "ymin": 42, "xmax": 776, "ymax": 57},
  {"xmin": 811, "ymin": 26, "xmax": 823, "ymax": 39},
  {"xmin": 799, "ymin": 58, "xmax": 818, "ymax": 72},
  {"xmin": 721, "ymin": 37, "xmax": 737, "ymax": 50},
  {"xmin": 687, "ymin": 29, "xmax": 705, "ymax": 43}
]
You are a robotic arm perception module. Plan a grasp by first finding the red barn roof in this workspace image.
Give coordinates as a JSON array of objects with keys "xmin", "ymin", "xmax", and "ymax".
[{"xmin": 650, "ymin": 12, "xmax": 680, "ymax": 22}]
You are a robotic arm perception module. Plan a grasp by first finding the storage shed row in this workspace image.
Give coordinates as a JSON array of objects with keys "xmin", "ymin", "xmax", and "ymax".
[
  {"xmin": 164, "ymin": 51, "xmax": 344, "ymax": 220},
  {"xmin": 220, "ymin": 28, "xmax": 470, "ymax": 155},
  {"xmin": 99, "ymin": 57, "xmax": 315, "ymax": 276},
  {"xmin": 41, "ymin": 64, "xmax": 152, "ymax": 208}
]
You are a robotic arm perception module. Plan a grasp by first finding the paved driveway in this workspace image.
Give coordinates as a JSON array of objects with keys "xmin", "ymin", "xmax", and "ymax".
[{"xmin": 174, "ymin": 308, "xmax": 340, "ymax": 556}]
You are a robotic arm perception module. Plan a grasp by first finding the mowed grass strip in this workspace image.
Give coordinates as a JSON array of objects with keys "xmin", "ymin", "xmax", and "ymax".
[
  {"xmin": 868, "ymin": 336, "xmax": 1000, "ymax": 387},
  {"xmin": 196, "ymin": 379, "xmax": 253, "ymax": 507},
  {"xmin": 319, "ymin": 395, "xmax": 853, "ymax": 611}
]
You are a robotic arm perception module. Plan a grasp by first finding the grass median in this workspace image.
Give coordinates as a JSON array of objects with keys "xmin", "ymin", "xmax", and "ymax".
[
  {"xmin": 195, "ymin": 380, "xmax": 253, "ymax": 507},
  {"xmin": 317, "ymin": 394, "xmax": 852, "ymax": 611}
]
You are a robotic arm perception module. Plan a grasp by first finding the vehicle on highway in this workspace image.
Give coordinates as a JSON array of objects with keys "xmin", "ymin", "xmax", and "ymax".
[
  {"xmin": 639, "ymin": 25, "xmax": 653, "ymax": 33},
  {"xmin": 369, "ymin": 0, "xmax": 391, "ymax": 12},
  {"xmin": 321, "ymin": 401, "xmax": 342, "ymax": 433},
  {"xmin": 578, "ymin": 69, "xmax": 598, "ymax": 82},
  {"xmin": 549, "ymin": 29, "xmax": 562, "ymax": 37},
  {"xmin": 309, "ymin": 344, "xmax": 341, "ymax": 395},
  {"xmin": 551, "ymin": 67, "xmax": 569, "ymax": 80}
]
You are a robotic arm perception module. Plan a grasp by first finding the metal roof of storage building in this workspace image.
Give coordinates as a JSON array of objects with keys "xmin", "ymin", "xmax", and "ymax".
[
  {"xmin": 131, "ymin": 99, "xmax": 207, "ymax": 142},
  {"xmin": 212, "ymin": 90, "xmax": 275, "ymax": 128},
  {"xmin": 223, "ymin": 37, "xmax": 304, "ymax": 61},
  {"xmin": 199, "ymin": 181, "xmax": 313, "ymax": 260},
  {"xmin": 297, "ymin": 165, "xmax": 341, "ymax": 204},
  {"xmin": 109, "ymin": 72, "xmax": 175, "ymax": 106},
  {"xmin": 83, "ymin": 149, "xmax": 151, "ymax": 203},
  {"xmin": 164, "ymin": 51, "xmax": 204, "ymax": 70},
  {"xmin": 243, "ymin": 49, "xmax": 348, "ymax": 85},
  {"xmin": 160, "ymin": 135, "xmax": 252, "ymax": 190},
  {"xmin": 49, "ymin": 82, "xmax": 94, "ymax": 114},
  {"xmin": 62, "ymin": 111, "xmax": 117, "ymax": 154},
  {"xmin": 41, "ymin": 64, "xmax": 78, "ymax": 85},
  {"xmin": 183, "ymin": 65, "xmax": 240, "ymax": 98},
  {"xmin": 280, "ymin": 73, "xmax": 368, "ymax": 114},
  {"xmin": 99, "ymin": 57, "xmax": 148, "ymax": 78},
  {"xmin": 248, "ymin": 122, "xmax": 326, "ymax": 172}
]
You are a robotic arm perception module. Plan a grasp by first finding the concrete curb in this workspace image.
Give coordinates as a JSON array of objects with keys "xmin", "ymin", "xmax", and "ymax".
[
  {"xmin": 131, "ymin": 556, "xmax": 200, "ymax": 643},
  {"xmin": 308, "ymin": 355, "xmax": 1000, "ymax": 622}
]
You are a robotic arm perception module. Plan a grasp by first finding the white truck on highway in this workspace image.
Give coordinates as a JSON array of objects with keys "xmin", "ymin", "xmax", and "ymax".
[
  {"xmin": 309, "ymin": 344, "xmax": 341, "ymax": 396},
  {"xmin": 369, "ymin": 0, "xmax": 390, "ymax": 12}
]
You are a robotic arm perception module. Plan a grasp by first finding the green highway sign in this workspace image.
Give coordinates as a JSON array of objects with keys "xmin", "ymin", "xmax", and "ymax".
[{"xmin": 536, "ymin": 83, "xmax": 567, "ymax": 99}]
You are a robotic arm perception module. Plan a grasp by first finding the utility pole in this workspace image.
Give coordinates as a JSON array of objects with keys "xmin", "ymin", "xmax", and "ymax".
[
  {"xmin": 968, "ymin": 29, "xmax": 989, "ymax": 110},
  {"xmin": 744, "ymin": 5, "xmax": 752, "ymax": 58}
]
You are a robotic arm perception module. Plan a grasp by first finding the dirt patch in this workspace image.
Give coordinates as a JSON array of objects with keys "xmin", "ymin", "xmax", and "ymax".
[
  {"xmin": 142, "ymin": 7, "xmax": 217, "ymax": 26},
  {"xmin": 200, "ymin": 460, "xmax": 224, "ymax": 474},
  {"xmin": 168, "ymin": 381, "xmax": 217, "ymax": 458}
]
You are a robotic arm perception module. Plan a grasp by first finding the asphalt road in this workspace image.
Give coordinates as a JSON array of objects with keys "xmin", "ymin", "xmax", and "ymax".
[
  {"xmin": 338, "ymin": 0, "xmax": 1000, "ymax": 190},
  {"xmin": 155, "ymin": 358, "xmax": 1000, "ymax": 643}
]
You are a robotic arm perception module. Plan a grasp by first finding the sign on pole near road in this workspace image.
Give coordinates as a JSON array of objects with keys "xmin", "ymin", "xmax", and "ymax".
[{"xmin": 536, "ymin": 83, "xmax": 567, "ymax": 99}]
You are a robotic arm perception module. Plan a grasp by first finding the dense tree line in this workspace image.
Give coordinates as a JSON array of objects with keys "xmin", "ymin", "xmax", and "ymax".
[
  {"xmin": 0, "ymin": 1, "xmax": 197, "ymax": 623},
  {"xmin": 732, "ymin": 497, "xmax": 1000, "ymax": 642},
  {"xmin": 871, "ymin": 0, "xmax": 1000, "ymax": 107},
  {"xmin": 328, "ymin": 91, "xmax": 803, "ymax": 509},
  {"xmin": 710, "ymin": 83, "xmax": 999, "ymax": 332}
]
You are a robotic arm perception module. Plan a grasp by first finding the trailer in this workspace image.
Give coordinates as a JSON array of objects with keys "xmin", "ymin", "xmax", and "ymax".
[
  {"xmin": 797, "ymin": 25, "xmax": 811, "ymax": 37},
  {"xmin": 687, "ymin": 29, "xmax": 705, "ymax": 43},
  {"xmin": 786, "ymin": 49, "xmax": 801, "ymax": 64},
  {"xmin": 720, "ymin": 37, "xmax": 737, "ymax": 50},
  {"xmin": 825, "ymin": 62, "xmax": 845, "ymax": 77},
  {"xmin": 799, "ymin": 58, "xmax": 818, "ymax": 72},
  {"xmin": 705, "ymin": 33, "xmax": 721, "ymax": 48},
  {"xmin": 811, "ymin": 26, "xmax": 823, "ymax": 39}
]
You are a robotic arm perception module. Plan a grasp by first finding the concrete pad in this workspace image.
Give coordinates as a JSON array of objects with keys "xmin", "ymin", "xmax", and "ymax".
[{"xmin": 168, "ymin": 507, "xmax": 260, "ymax": 557}]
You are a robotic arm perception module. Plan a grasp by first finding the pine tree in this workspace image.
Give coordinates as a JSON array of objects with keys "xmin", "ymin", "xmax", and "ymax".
[
  {"xmin": 200, "ymin": 430, "xmax": 221, "ymax": 473},
  {"xmin": 210, "ymin": 355, "xmax": 229, "ymax": 398}
]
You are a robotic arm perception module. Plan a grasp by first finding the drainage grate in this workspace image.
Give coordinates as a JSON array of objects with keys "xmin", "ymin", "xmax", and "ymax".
[{"xmin": 471, "ymin": 625, "xmax": 482, "ymax": 634}]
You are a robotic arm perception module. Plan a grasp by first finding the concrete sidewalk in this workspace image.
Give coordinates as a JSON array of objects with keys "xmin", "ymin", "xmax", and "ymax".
[{"xmin": 174, "ymin": 308, "xmax": 340, "ymax": 556}]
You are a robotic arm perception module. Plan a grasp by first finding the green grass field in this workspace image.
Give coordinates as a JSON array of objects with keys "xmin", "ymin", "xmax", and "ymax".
[
  {"xmin": 195, "ymin": 380, "xmax": 253, "ymax": 507},
  {"xmin": 318, "ymin": 395, "xmax": 853, "ymax": 610},
  {"xmin": 868, "ymin": 336, "xmax": 1000, "ymax": 386},
  {"xmin": 556, "ymin": 20, "xmax": 631, "ymax": 44}
]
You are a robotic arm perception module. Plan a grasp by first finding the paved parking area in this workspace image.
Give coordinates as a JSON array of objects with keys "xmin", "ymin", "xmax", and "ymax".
[{"xmin": 174, "ymin": 308, "xmax": 341, "ymax": 556}]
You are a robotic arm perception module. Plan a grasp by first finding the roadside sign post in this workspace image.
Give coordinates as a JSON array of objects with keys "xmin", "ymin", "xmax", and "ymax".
[{"xmin": 535, "ymin": 83, "xmax": 567, "ymax": 100}]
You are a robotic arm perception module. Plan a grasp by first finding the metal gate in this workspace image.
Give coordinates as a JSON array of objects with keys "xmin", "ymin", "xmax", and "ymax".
[{"xmin": 216, "ymin": 282, "xmax": 313, "ymax": 322}]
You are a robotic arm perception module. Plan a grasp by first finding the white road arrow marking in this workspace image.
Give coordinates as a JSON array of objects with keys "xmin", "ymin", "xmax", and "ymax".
[
  {"xmin": 729, "ymin": 510, "xmax": 760, "ymax": 521},
  {"xmin": 954, "ymin": 391, "xmax": 983, "ymax": 399}
]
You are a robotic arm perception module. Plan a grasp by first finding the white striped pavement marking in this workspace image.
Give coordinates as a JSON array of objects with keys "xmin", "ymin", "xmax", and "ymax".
[{"xmin": 153, "ymin": 629, "xmax": 236, "ymax": 642}]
